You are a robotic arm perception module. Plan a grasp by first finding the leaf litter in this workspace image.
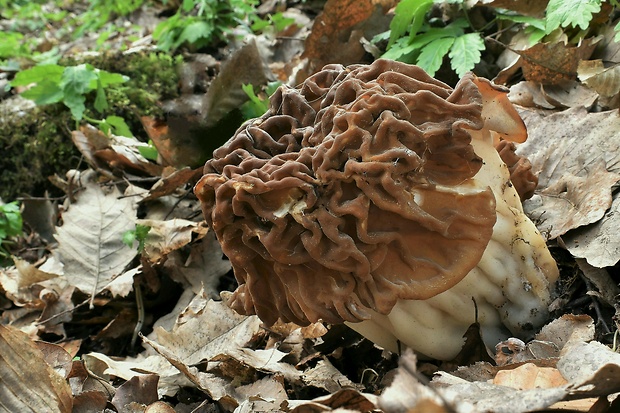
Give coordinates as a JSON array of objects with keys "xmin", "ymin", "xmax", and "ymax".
[{"xmin": 3, "ymin": 0, "xmax": 620, "ymax": 412}]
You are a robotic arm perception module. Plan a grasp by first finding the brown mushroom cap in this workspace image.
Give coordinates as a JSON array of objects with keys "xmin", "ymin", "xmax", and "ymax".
[{"xmin": 195, "ymin": 60, "xmax": 508, "ymax": 326}]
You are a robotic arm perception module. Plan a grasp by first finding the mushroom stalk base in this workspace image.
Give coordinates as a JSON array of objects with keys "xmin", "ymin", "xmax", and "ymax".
[{"xmin": 347, "ymin": 137, "xmax": 558, "ymax": 360}]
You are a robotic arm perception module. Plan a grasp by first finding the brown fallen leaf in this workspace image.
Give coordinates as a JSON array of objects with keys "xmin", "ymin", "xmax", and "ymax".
[
  {"xmin": 300, "ymin": 0, "xmax": 389, "ymax": 79},
  {"xmin": 518, "ymin": 106, "xmax": 620, "ymax": 244},
  {"xmin": 493, "ymin": 363, "xmax": 568, "ymax": 390},
  {"xmin": 518, "ymin": 39, "xmax": 599, "ymax": 85},
  {"xmin": 0, "ymin": 325, "xmax": 73, "ymax": 413}
]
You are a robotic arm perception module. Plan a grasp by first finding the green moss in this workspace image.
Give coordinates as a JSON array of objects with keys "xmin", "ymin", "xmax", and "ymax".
[
  {"xmin": 0, "ymin": 51, "xmax": 183, "ymax": 199},
  {"xmin": 0, "ymin": 104, "xmax": 80, "ymax": 200}
]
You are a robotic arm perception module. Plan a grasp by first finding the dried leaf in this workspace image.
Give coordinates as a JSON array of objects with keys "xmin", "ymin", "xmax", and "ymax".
[
  {"xmin": 302, "ymin": 358, "xmax": 359, "ymax": 393},
  {"xmin": 138, "ymin": 218, "xmax": 203, "ymax": 263},
  {"xmin": 55, "ymin": 172, "xmax": 138, "ymax": 299},
  {"xmin": 518, "ymin": 106, "xmax": 620, "ymax": 240},
  {"xmin": 493, "ymin": 363, "xmax": 568, "ymax": 390},
  {"xmin": 151, "ymin": 299, "xmax": 262, "ymax": 366},
  {"xmin": 111, "ymin": 374, "xmax": 159, "ymax": 409},
  {"xmin": 202, "ymin": 39, "xmax": 270, "ymax": 127},
  {"xmin": 536, "ymin": 315, "xmax": 595, "ymax": 350},
  {"xmin": 518, "ymin": 39, "xmax": 598, "ymax": 85},
  {"xmin": 0, "ymin": 325, "xmax": 73, "ymax": 413},
  {"xmin": 578, "ymin": 60, "xmax": 620, "ymax": 97},
  {"xmin": 143, "ymin": 166, "xmax": 203, "ymax": 202},
  {"xmin": 301, "ymin": 0, "xmax": 376, "ymax": 76},
  {"xmin": 162, "ymin": 232, "xmax": 231, "ymax": 298}
]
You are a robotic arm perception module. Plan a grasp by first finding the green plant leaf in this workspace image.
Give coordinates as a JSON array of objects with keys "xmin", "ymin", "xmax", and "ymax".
[
  {"xmin": 448, "ymin": 33, "xmax": 485, "ymax": 77},
  {"xmin": 105, "ymin": 115, "xmax": 133, "ymax": 137},
  {"xmin": 60, "ymin": 64, "xmax": 98, "ymax": 95},
  {"xmin": 388, "ymin": 0, "xmax": 433, "ymax": 48},
  {"xmin": 138, "ymin": 140, "xmax": 158, "ymax": 161},
  {"xmin": 21, "ymin": 79, "xmax": 64, "ymax": 105},
  {"xmin": 417, "ymin": 37, "xmax": 455, "ymax": 76},
  {"xmin": 0, "ymin": 202, "xmax": 22, "ymax": 241},
  {"xmin": 63, "ymin": 93, "xmax": 87, "ymax": 121},
  {"xmin": 11, "ymin": 64, "xmax": 64, "ymax": 86},
  {"xmin": 545, "ymin": 0, "xmax": 601, "ymax": 33},
  {"xmin": 615, "ymin": 20, "xmax": 620, "ymax": 42},
  {"xmin": 495, "ymin": 10, "xmax": 546, "ymax": 31},
  {"xmin": 94, "ymin": 70, "xmax": 129, "ymax": 87},
  {"xmin": 94, "ymin": 78, "xmax": 108, "ymax": 113},
  {"xmin": 176, "ymin": 20, "xmax": 213, "ymax": 48}
]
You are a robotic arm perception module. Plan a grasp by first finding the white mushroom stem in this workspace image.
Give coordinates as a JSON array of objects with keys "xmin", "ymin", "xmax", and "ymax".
[{"xmin": 347, "ymin": 130, "xmax": 558, "ymax": 360}]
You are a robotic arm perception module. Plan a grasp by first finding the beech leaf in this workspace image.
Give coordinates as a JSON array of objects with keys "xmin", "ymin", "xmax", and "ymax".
[{"xmin": 55, "ymin": 172, "xmax": 137, "ymax": 301}]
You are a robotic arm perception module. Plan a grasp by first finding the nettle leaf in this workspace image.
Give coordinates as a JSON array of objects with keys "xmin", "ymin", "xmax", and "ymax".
[
  {"xmin": 11, "ymin": 64, "xmax": 64, "ymax": 87},
  {"xmin": 388, "ymin": 0, "xmax": 433, "ymax": 48},
  {"xmin": 449, "ymin": 33, "xmax": 485, "ymax": 77},
  {"xmin": 417, "ymin": 37, "xmax": 455, "ymax": 76},
  {"xmin": 545, "ymin": 0, "xmax": 601, "ymax": 33}
]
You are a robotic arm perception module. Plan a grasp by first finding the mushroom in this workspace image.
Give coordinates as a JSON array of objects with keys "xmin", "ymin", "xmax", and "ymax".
[{"xmin": 194, "ymin": 59, "xmax": 559, "ymax": 360}]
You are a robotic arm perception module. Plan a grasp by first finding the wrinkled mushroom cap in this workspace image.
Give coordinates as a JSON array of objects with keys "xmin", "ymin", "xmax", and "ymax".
[{"xmin": 195, "ymin": 60, "xmax": 528, "ymax": 326}]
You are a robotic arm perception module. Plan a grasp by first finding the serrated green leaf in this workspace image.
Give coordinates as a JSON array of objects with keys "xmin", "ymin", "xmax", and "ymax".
[
  {"xmin": 388, "ymin": 0, "xmax": 433, "ymax": 48},
  {"xmin": 545, "ymin": 0, "xmax": 601, "ymax": 33},
  {"xmin": 60, "ymin": 64, "xmax": 98, "ymax": 95},
  {"xmin": 615, "ymin": 20, "xmax": 620, "ymax": 42},
  {"xmin": 449, "ymin": 33, "xmax": 485, "ymax": 77},
  {"xmin": 11, "ymin": 64, "xmax": 64, "ymax": 86},
  {"xmin": 176, "ymin": 21, "xmax": 212, "ymax": 47},
  {"xmin": 105, "ymin": 115, "xmax": 133, "ymax": 137},
  {"xmin": 417, "ymin": 37, "xmax": 455, "ymax": 76},
  {"xmin": 21, "ymin": 79, "xmax": 64, "ymax": 105}
]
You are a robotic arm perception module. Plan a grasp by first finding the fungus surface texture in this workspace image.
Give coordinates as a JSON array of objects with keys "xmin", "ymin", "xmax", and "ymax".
[{"xmin": 194, "ymin": 59, "xmax": 559, "ymax": 360}]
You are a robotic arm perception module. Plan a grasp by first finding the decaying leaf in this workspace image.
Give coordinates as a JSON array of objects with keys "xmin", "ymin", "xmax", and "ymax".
[
  {"xmin": 55, "ymin": 171, "xmax": 138, "ymax": 301},
  {"xmin": 0, "ymin": 325, "xmax": 73, "ymax": 413},
  {"xmin": 72, "ymin": 124, "xmax": 163, "ymax": 177},
  {"xmin": 150, "ymin": 298, "xmax": 262, "ymax": 367},
  {"xmin": 518, "ymin": 39, "xmax": 599, "ymax": 85},
  {"xmin": 138, "ymin": 218, "xmax": 207, "ymax": 263},
  {"xmin": 301, "ymin": 0, "xmax": 388, "ymax": 78},
  {"xmin": 202, "ymin": 39, "xmax": 271, "ymax": 128},
  {"xmin": 162, "ymin": 231, "xmax": 232, "ymax": 298},
  {"xmin": 578, "ymin": 59, "xmax": 620, "ymax": 97},
  {"xmin": 518, "ymin": 106, "xmax": 620, "ymax": 243},
  {"xmin": 493, "ymin": 363, "xmax": 568, "ymax": 390}
]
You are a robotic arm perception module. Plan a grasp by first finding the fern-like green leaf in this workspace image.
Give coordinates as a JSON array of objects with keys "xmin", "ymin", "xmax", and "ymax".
[
  {"xmin": 448, "ymin": 33, "xmax": 485, "ymax": 77},
  {"xmin": 417, "ymin": 37, "xmax": 454, "ymax": 76},
  {"xmin": 545, "ymin": 0, "xmax": 601, "ymax": 33},
  {"xmin": 388, "ymin": 0, "xmax": 433, "ymax": 48}
]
